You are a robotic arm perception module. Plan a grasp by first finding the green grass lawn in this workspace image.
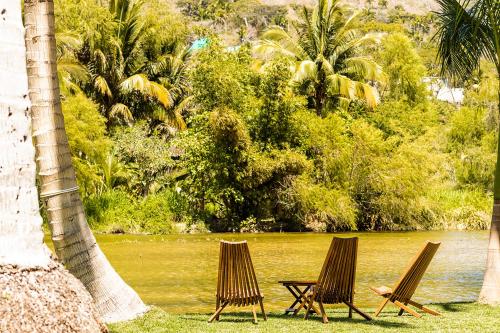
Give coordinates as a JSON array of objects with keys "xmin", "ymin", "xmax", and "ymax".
[{"xmin": 109, "ymin": 303, "xmax": 500, "ymax": 333}]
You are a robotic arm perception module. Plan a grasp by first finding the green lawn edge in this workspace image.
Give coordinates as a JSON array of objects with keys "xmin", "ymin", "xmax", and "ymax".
[{"xmin": 109, "ymin": 302, "xmax": 500, "ymax": 333}]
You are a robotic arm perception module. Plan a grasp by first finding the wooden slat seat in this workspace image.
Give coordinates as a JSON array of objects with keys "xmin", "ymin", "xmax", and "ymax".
[
  {"xmin": 370, "ymin": 286, "xmax": 392, "ymax": 296},
  {"xmin": 302, "ymin": 237, "xmax": 372, "ymax": 323},
  {"xmin": 208, "ymin": 240, "xmax": 266, "ymax": 323},
  {"xmin": 370, "ymin": 241, "xmax": 441, "ymax": 318}
]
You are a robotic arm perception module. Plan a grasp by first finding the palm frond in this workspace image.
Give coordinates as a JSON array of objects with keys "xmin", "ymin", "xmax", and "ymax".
[
  {"xmin": 292, "ymin": 60, "xmax": 318, "ymax": 83},
  {"xmin": 255, "ymin": 27, "xmax": 308, "ymax": 60},
  {"xmin": 434, "ymin": 0, "xmax": 497, "ymax": 80},
  {"xmin": 327, "ymin": 74, "xmax": 379, "ymax": 107},
  {"xmin": 120, "ymin": 74, "xmax": 174, "ymax": 109},
  {"xmin": 94, "ymin": 75, "xmax": 113, "ymax": 98},
  {"xmin": 149, "ymin": 81, "xmax": 175, "ymax": 109},
  {"xmin": 55, "ymin": 32, "xmax": 83, "ymax": 59},
  {"xmin": 343, "ymin": 57, "xmax": 385, "ymax": 82},
  {"xmin": 110, "ymin": 103, "xmax": 134, "ymax": 124},
  {"xmin": 57, "ymin": 59, "xmax": 90, "ymax": 84}
]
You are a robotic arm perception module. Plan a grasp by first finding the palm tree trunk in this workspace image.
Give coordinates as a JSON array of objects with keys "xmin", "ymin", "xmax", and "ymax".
[
  {"xmin": 315, "ymin": 63, "xmax": 326, "ymax": 117},
  {"xmin": 0, "ymin": 0, "xmax": 50, "ymax": 268},
  {"xmin": 23, "ymin": 0, "xmax": 148, "ymax": 322},
  {"xmin": 1, "ymin": 5, "xmax": 107, "ymax": 331},
  {"xmin": 479, "ymin": 83, "xmax": 500, "ymax": 305},
  {"xmin": 315, "ymin": 86, "xmax": 325, "ymax": 117}
]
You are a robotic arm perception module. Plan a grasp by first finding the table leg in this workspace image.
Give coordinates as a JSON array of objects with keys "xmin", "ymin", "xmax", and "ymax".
[{"xmin": 284, "ymin": 285, "xmax": 301, "ymax": 313}]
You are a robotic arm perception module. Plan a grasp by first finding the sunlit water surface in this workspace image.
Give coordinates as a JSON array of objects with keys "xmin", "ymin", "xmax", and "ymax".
[{"xmin": 48, "ymin": 231, "xmax": 488, "ymax": 314}]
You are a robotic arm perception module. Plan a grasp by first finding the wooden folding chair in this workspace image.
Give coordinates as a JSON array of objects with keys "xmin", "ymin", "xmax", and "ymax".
[
  {"xmin": 208, "ymin": 240, "xmax": 267, "ymax": 323},
  {"xmin": 370, "ymin": 241, "xmax": 441, "ymax": 318},
  {"xmin": 303, "ymin": 237, "xmax": 372, "ymax": 323}
]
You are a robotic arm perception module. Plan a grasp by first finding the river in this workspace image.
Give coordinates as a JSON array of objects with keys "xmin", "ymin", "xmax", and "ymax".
[{"xmin": 61, "ymin": 231, "xmax": 489, "ymax": 313}]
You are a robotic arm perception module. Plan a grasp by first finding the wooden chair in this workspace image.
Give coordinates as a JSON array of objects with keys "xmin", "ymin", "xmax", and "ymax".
[
  {"xmin": 303, "ymin": 237, "xmax": 372, "ymax": 323},
  {"xmin": 208, "ymin": 240, "xmax": 267, "ymax": 323},
  {"xmin": 370, "ymin": 241, "xmax": 441, "ymax": 318}
]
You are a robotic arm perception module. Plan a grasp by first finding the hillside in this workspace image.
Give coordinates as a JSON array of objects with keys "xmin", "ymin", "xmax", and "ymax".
[
  {"xmin": 167, "ymin": 0, "xmax": 440, "ymax": 15},
  {"xmin": 262, "ymin": 0, "xmax": 439, "ymax": 14}
]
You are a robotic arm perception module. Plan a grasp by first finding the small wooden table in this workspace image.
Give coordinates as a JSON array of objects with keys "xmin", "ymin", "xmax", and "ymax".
[{"xmin": 278, "ymin": 280, "xmax": 320, "ymax": 315}]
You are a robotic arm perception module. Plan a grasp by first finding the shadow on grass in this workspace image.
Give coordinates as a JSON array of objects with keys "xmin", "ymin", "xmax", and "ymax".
[
  {"xmin": 181, "ymin": 311, "xmax": 414, "ymax": 329},
  {"xmin": 435, "ymin": 301, "xmax": 472, "ymax": 313}
]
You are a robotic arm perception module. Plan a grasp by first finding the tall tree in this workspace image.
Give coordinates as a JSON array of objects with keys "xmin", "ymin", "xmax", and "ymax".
[
  {"xmin": 255, "ymin": 0, "xmax": 383, "ymax": 116},
  {"xmin": 77, "ymin": 0, "xmax": 185, "ymax": 129},
  {"xmin": 24, "ymin": 0, "xmax": 148, "ymax": 322},
  {"xmin": 0, "ymin": 2, "xmax": 105, "ymax": 331},
  {"xmin": 435, "ymin": 0, "xmax": 500, "ymax": 304}
]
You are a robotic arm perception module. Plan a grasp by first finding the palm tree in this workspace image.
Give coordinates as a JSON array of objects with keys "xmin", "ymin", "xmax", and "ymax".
[
  {"xmin": 1, "ymin": 2, "xmax": 105, "ymax": 331},
  {"xmin": 24, "ymin": 0, "xmax": 148, "ymax": 322},
  {"xmin": 78, "ymin": 0, "xmax": 185, "ymax": 129},
  {"xmin": 435, "ymin": 0, "xmax": 499, "ymax": 304},
  {"xmin": 1, "ymin": 1, "xmax": 51, "ymax": 269},
  {"xmin": 144, "ymin": 42, "xmax": 193, "ymax": 133},
  {"xmin": 255, "ymin": 0, "xmax": 383, "ymax": 116}
]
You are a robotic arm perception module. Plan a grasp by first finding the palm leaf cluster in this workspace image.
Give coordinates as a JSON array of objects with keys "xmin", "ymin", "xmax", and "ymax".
[
  {"xmin": 434, "ymin": 0, "xmax": 499, "ymax": 82},
  {"xmin": 62, "ymin": 0, "xmax": 190, "ymax": 130},
  {"xmin": 255, "ymin": 0, "xmax": 383, "ymax": 116}
]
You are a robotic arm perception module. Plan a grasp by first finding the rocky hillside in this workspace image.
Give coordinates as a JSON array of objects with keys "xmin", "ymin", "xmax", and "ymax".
[{"xmin": 261, "ymin": 1, "xmax": 438, "ymax": 14}]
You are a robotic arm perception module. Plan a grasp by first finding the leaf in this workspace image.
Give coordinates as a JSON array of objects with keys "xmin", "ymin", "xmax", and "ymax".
[
  {"xmin": 110, "ymin": 103, "xmax": 133, "ymax": 124},
  {"xmin": 94, "ymin": 75, "xmax": 113, "ymax": 98}
]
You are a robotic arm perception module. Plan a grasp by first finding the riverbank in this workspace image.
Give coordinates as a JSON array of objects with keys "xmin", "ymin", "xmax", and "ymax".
[{"xmin": 109, "ymin": 303, "xmax": 500, "ymax": 333}]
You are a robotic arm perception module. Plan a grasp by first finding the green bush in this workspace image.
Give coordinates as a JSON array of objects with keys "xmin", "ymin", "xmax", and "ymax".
[
  {"xmin": 62, "ymin": 92, "xmax": 111, "ymax": 196},
  {"xmin": 427, "ymin": 188, "xmax": 491, "ymax": 230},
  {"xmin": 84, "ymin": 190, "xmax": 183, "ymax": 234},
  {"xmin": 293, "ymin": 178, "xmax": 357, "ymax": 232}
]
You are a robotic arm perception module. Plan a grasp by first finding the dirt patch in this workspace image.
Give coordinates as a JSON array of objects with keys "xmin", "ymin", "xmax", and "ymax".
[{"xmin": 0, "ymin": 260, "xmax": 107, "ymax": 333}]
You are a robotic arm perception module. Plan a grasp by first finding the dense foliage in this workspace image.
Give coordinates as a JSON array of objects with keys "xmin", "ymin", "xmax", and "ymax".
[{"xmin": 52, "ymin": 0, "xmax": 497, "ymax": 233}]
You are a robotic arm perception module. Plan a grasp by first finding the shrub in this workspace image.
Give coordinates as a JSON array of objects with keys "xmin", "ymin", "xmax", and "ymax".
[
  {"xmin": 84, "ymin": 190, "xmax": 182, "ymax": 234},
  {"xmin": 62, "ymin": 92, "xmax": 111, "ymax": 196},
  {"xmin": 293, "ymin": 178, "xmax": 357, "ymax": 232}
]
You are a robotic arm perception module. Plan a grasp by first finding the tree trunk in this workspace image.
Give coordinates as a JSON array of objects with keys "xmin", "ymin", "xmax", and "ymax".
[
  {"xmin": 478, "ymin": 86, "xmax": 500, "ymax": 305},
  {"xmin": 0, "ymin": 3, "xmax": 106, "ymax": 331},
  {"xmin": 23, "ymin": 0, "xmax": 148, "ymax": 322},
  {"xmin": 314, "ymin": 64, "xmax": 326, "ymax": 117},
  {"xmin": 0, "ymin": 0, "xmax": 50, "ymax": 268},
  {"xmin": 314, "ymin": 85, "xmax": 325, "ymax": 117}
]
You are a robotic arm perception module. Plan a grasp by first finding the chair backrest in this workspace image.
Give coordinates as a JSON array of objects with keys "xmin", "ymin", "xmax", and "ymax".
[
  {"xmin": 390, "ymin": 241, "xmax": 440, "ymax": 303},
  {"xmin": 314, "ymin": 237, "xmax": 358, "ymax": 304},
  {"xmin": 216, "ymin": 240, "xmax": 261, "ymax": 305}
]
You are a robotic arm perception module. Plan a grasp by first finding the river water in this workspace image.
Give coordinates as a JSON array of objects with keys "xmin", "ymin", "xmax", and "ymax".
[{"xmin": 76, "ymin": 231, "xmax": 488, "ymax": 313}]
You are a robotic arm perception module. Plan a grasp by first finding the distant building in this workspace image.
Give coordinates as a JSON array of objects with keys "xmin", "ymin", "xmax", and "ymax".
[{"xmin": 422, "ymin": 76, "xmax": 464, "ymax": 105}]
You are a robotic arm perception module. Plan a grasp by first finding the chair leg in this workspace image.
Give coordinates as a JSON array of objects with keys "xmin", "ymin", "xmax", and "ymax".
[
  {"xmin": 259, "ymin": 298, "xmax": 267, "ymax": 321},
  {"xmin": 374, "ymin": 298, "xmax": 389, "ymax": 317},
  {"xmin": 252, "ymin": 305, "xmax": 258, "ymax": 324},
  {"xmin": 394, "ymin": 300, "xmax": 422, "ymax": 318},
  {"xmin": 311, "ymin": 303, "xmax": 322, "ymax": 316},
  {"xmin": 208, "ymin": 301, "xmax": 228, "ymax": 323},
  {"xmin": 398, "ymin": 302, "xmax": 407, "ymax": 316},
  {"xmin": 398, "ymin": 307, "xmax": 405, "ymax": 316},
  {"xmin": 344, "ymin": 301, "xmax": 372, "ymax": 321},
  {"xmin": 215, "ymin": 297, "xmax": 220, "ymax": 321},
  {"xmin": 318, "ymin": 301, "xmax": 328, "ymax": 323},
  {"xmin": 304, "ymin": 297, "xmax": 315, "ymax": 320},
  {"xmin": 407, "ymin": 299, "xmax": 441, "ymax": 316}
]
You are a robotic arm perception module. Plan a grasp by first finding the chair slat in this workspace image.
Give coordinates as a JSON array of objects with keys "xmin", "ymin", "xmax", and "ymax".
[
  {"xmin": 391, "ymin": 242, "xmax": 440, "ymax": 302},
  {"xmin": 315, "ymin": 237, "xmax": 357, "ymax": 304},
  {"xmin": 304, "ymin": 237, "xmax": 371, "ymax": 323},
  {"xmin": 371, "ymin": 241, "xmax": 441, "ymax": 318},
  {"xmin": 211, "ymin": 240, "xmax": 266, "ymax": 323}
]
